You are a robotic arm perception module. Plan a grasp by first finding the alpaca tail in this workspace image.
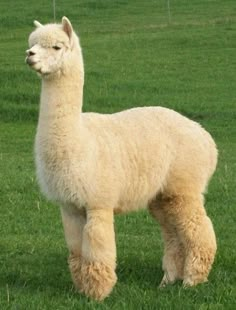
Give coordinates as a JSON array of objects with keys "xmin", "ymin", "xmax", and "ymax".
[{"xmin": 205, "ymin": 131, "xmax": 218, "ymax": 181}]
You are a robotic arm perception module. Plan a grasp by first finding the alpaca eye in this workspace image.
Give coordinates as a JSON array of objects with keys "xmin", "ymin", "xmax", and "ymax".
[{"xmin": 53, "ymin": 46, "xmax": 61, "ymax": 50}]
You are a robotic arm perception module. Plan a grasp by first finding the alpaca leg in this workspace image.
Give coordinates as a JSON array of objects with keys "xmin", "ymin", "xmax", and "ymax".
[
  {"xmin": 78, "ymin": 208, "xmax": 117, "ymax": 301},
  {"xmin": 162, "ymin": 194, "xmax": 217, "ymax": 287},
  {"xmin": 60, "ymin": 206, "xmax": 86, "ymax": 288},
  {"xmin": 149, "ymin": 200, "xmax": 185, "ymax": 286}
]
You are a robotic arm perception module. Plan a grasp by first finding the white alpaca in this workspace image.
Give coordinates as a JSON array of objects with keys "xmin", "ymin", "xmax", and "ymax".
[{"xmin": 26, "ymin": 17, "xmax": 217, "ymax": 301}]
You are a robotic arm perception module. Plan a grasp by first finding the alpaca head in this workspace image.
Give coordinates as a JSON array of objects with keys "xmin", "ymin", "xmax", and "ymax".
[{"xmin": 26, "ymin": 17, "xmax": 83, "ymax": 79}]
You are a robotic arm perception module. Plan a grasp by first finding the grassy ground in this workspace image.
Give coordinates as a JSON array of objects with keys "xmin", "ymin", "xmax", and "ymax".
[{"xmin": 0, "ymin": 0, "xmax": 236, "ymax": 309}]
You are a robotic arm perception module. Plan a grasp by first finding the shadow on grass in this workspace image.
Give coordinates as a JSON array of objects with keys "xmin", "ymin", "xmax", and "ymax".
[
  {"xmin": 1, "ymin": 248, "xmax": 164, "ymax": 294},
  {"xmin": 117, "ymin": 254, "xmax": 163, "ymax": 288},
  {"xmin": 1, "ymin": 246, "xmax": 224, "ymax": 306},
  {"xmin": 1, "ymin": 250, "xmax": 72, "ymax": 293}
]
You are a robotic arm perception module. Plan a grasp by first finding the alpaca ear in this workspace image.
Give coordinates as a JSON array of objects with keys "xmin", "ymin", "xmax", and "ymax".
[
  {"xmin": 34, "ymin": 20, "xmax": 43, "ymax": 28},
  {"xmin": 62, "ymin": 16, "xmax": 73, "ymax": 39}
]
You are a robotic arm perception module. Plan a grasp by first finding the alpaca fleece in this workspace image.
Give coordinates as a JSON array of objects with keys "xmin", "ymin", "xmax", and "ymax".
[{"xmin": 26, "ymin": 17, "xmax": 217, "ymax": 301}]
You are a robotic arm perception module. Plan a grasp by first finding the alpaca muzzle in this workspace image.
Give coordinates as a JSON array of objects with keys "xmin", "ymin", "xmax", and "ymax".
[
  {"xmin": 25, "ymin": 56, "xmax": 36, "ymax": 66},
  {"xmin": 25, "ymin": 49, "xmax": 37, "ymax": 66}
]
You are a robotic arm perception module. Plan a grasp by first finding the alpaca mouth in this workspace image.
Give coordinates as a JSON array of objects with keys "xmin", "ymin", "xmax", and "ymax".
[{"xmin": 25, "ymin": 57, "xmax": 37, "ymax": 66}]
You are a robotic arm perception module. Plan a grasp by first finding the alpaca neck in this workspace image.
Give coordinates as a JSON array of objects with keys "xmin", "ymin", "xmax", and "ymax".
[{"xmin": 39, "ymin": 71, "xmax": 84, "ymax": 121}]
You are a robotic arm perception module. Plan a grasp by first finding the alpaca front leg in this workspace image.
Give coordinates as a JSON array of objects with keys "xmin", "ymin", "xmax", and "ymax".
[
  {"xmin": 60, "ymin": 206, "xmax": 86, "ymax": 288},
  {"xmin": 78, "ymin": 208, "xmax": 117, "ymax": 301}
]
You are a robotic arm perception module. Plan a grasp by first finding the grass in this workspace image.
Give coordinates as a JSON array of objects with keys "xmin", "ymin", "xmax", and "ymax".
[{"xmin": 0, "ymin": 0, "xmax": 236, "ymax": 308}]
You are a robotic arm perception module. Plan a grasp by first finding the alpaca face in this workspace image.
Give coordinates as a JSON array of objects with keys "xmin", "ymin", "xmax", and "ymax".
[{"xmin": 26, "ymin": 17, "xmax": 76, "ymax": 77}]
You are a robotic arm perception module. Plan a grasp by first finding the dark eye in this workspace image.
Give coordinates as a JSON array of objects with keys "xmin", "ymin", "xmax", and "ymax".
[{"xmin": 53, "ymin": 46, "xmax": 61, "ymax": 50}]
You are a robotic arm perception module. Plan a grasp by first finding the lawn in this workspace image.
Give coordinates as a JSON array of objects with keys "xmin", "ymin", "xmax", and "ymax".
[{"xmin": 0, "ymin": 0, "xmax": 236, "ymax": 309}]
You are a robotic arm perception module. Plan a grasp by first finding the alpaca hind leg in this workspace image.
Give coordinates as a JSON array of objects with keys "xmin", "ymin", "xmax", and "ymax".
[
  {"xmin": 159, "ymin": 227, "xmax": 185, "ymax": 287},
  {"xmin": 149, "ymin": 199, "xmax": 185, "ymax": 286},
  {"xmin": 60, "ymin": 206, "xmax": 86, "ymax": 289},
  {"xmin": 78, "ymin": 208, "xmax": 117, "ymax": 301},
  {"xmin": 163, "ymin": 194, "xmax": 217, "ymax": 287}
]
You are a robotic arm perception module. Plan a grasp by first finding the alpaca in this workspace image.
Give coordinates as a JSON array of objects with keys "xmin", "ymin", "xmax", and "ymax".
[{"xmin": 26, "ymin": 17, "xmax": 217, "ymax": 301}]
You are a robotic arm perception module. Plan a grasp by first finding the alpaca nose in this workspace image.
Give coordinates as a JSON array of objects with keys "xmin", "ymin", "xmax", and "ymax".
[{"xmin": 26, "ymin": 49, "xmax": 36, "ymax": 56}]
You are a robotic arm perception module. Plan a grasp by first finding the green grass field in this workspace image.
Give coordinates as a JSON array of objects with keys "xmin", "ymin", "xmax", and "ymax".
[{"xmin": 0, "ymin": 0, "xmax": 236, "ymax": 308}]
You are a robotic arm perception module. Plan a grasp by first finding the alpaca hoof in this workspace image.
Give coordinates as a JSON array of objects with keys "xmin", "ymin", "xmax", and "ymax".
[
  {"xmin": 183, "ymin": 277, "xmax": 208, "ymax": 288},
  {"xmin": 75, "ymin": 260, "xmax": 117, "ymax": 301},
  {"xmin": 159, "ymin": 273, "xmax": 176, "ymax": 288},
  {"xmin": 183, "ymin": 279, "xmax": 194, "ymax": 288},
  {"xmin": 68, "ymin": 254, "xmax": 83, "ymax": 287}
]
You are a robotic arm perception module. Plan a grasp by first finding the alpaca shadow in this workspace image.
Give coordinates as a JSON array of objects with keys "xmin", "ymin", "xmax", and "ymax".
[
  {"xmin": 116, "ymin": 254, "xmax": 163, "ymax": 288},
  {"xmin": 2, "ymin": 247, "xmax": 163, "ymax": 294},
  {"xmin": 1, "ymin": 249, "xmax": 72, "ymax": 294}
]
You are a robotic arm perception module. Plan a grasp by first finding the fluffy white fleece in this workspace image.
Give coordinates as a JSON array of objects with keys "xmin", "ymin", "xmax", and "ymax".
[{"xmin": 26, "ymin": 17, "xmax": 217, "ymax": 301}]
